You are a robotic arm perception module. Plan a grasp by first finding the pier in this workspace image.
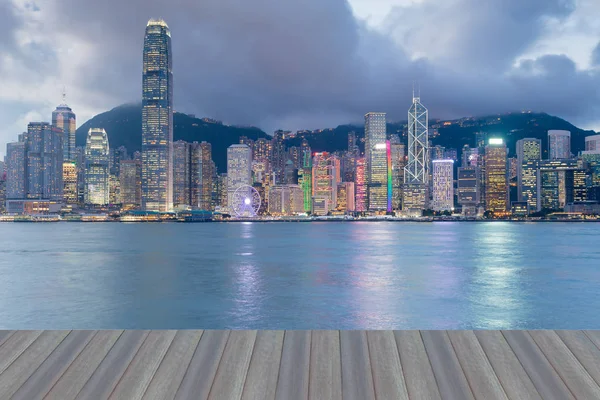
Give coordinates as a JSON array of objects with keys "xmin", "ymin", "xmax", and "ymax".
[{"xmin": 0, "ymin": 330, "xmax": 599, "ymax": 399}]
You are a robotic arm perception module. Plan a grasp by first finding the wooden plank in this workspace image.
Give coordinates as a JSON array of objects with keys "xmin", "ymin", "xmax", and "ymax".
[
  {"xmin": 557, "ymin": 331, "xmax": 600, "ymax": 387},
  {"xmin": 241, "ymin": 330, "xmax": 284, "ymax": 400},
  {"xmin": 366, "ymin": 331, "xmax": 408, "ymax": 400},
  {"xmin": 474, "ymin": 331, "xmax": 542, "ymax": 400},
  {"xmin": 309, "ymin": 330, "xmax": 342, "ymax": 400},
  {"xmin": 340, "ymin": 330, "xmax": 375, "ymax": 400},
  {"xmin": 0, "ymin": 330, "xmax": 43, "ymax": 375},
  {"xmin": 502, "ymin": 330, "xmax": 575, "ymax": 400},
  {"xmin": 584, "ymin": 330, "xmax": 600, "ymax": 350},
  {"xmin": 275, "ymin": 330, "xmax": 311, "ymax": 400},
  {"xmin": 0, "ymin": 330, "xmax": 70, "ymax": 399},
  {"xmin": 394, "ymin": 331, "xmax": 441, "ymax": 400},
  {"xmin": 421, "ymin": 330, "xmax": 475, "ymax": 400},
  {"xmin": 447, "ymin": 331, "xmax": 508, "ymax": 400},
  {"xmin": 109, "ymin": 330, "xmax": 177, "ymax": 400},
  {"xmin": 141, "ymin": 330, "xmax": 203, "ymax": 400},
  {"xmin": 45, "ymin": 331, "xmax": 124, "ymax": 400},
  {"xmin": 0, "ymin": 331, "xmax": 14, "ymax": 348},
  {"xmin": 174, "ymin": 330, "xmax": 230, "ymax": 400},
  {"xmin": 529, "ymin": 330, "xmax": 600, "ymax": 399},
  {"xmin": 208, "ymin": 330, "xmax": 257, "ymax": 400},
  {"xmin": 11, "ymin": 330, "xmax": 96, "ymax": 400},
  {"xmin": 75, "ymin": 330, "xmax": 149, "ymax": 400}
]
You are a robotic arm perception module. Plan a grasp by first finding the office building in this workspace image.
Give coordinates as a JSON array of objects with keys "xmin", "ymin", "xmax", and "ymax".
[
  {"xmin": 227, "ymin": 145, "xmax": 252, "ymax": 211},
  {"xmin": 484, "ymin": 138, "xmax": 508, "ymax": 213},
  {"xmin": 537, "ymin": 159, "xmax": 578, "ymax": 210},
  {"xmin": 585, "ymin": 135, "xmax": 600, "ymax": 152},
  {"xmin": 84, "ymin": 128, "xmax": 110, "ymax": 206},
  {"xmin": 336, "ymin": 182, "xmax": 356, "ymax": 213},
  {"xmin": 312, "ymin": 152, "xmax": 340, "ymax": 214},
  {"xmin": 268, "ymin": 185, "xmax": 304, "ymax": 216},
  {"xmin": 548, "ymin": 130, "xmax": 571, "ymax": 160},
  {"xmin": 364, "ymin": 112, "xmax": 388, "ymax": 211},
  {"xmin": 172, "ymin": 141, "xmax": 191, "ymax": 208},
  {"xmin": 24, "ymin": 123, "xmax": 64, "ymax": 201},
  {"xmin": 270, "ymin": 131, "xmax": 286, "ymax": 184},
  {"xmin": 63, "ymin": 161, "xmax": 78, "ymax": 205},
  {"xmin": 516, "ymin": 138, "xmax": 541, "ymax": 210},
  {"xmin": 355, "ymin": 157, "xmax": 367, "ymax": 212},
  {"xmin": 5, "ymin": 141, "xmax": 26, "ymax": 200},
  {"xmin": 120, "ymin": 159, "xmax": 142, "ymax": 209},
  {"xmin": 457, "ymin": 167, "xmax": 480, "ymax": 212},
  {"xmin": 142, "ymin": 19, "xmax": 173, "ymax": 212},
  {"xmin": 194, "ymin": 142, "xmax": 214, "ymax": 210},
  {"xmin": 432, "ymin": 160, "xmax": 454, "ymax": 211},
  {"xmin": 403, "ymin": 93, "xmax": 429, "ymax": 212},
  {"xmin": 299, "ymin": 150, "xmax": 312, "ymax": 213},
  {"xmin": 52, "ymin": 98, "xmax": 76, "ymax": 161}
]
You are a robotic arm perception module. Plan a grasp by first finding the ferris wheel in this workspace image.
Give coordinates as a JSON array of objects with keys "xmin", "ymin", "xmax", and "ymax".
[{"xmin": 231, "ymin": 185, "xmax": 261, "ymax": 217}]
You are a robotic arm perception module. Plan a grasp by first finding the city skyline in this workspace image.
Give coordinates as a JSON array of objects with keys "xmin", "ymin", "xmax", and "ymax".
[{"xmin": 1, "ymin": 1, "xmax": 600, "ymax": 159}]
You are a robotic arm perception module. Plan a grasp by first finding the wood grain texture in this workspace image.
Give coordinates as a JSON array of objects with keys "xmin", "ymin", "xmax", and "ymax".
[
  {"xmin": 141, "ymin": 330, "xmax": 203, "ymax": 400},
  {"xmin": 394, "ymin": 330, "xmax": 441, "ymax": 400},
  {"xmin": 242, "ymin": 330, "xmax": 284, "ymax": 400},
  {"xmin": 556, "ymin": 330, "xmax": 600, "ymax": 387},
  {"xmin": 0, "ymin": 331, "xmax": 14, "ymax": 348},
  {"xmin": 108, "ymin": 330, "xmax": 177, "ymax": 400},
  {"xmin": 45, "ymin": 330, "xmax": 124, "ymax": 400},
  {"xmin": 174, "ymin": 330, "xmax": 230, "ymax": 400},
  {"xmin": 11, "ymin": 330, "xmax": 96, "ymax": 400},
  {"xmin": 584, "ymin": 330, "xmax": 600, "ymax": 350},
  {"xmin": 0, "ymin": 330, "xmax": 70, "ymax": 399},
  {"xmin": 421, "ymin": 330, "xmax": 475, "ymax": 400},
  {"xmin": 275, "ymin": 330, "xmax": 311, "ymax": 400},
  {"xmin": 447, "ymin": 331, "xmax": 508, "ymax": 400},
  {"xmin": 502, "ymin": 330, "xmax": 574, "ymax": 400},
  {"xmin": 529, "ymin": 330, "xmax": 600, "ymax": 399},
  {"xmin": 366, "ymin": 331, "xmax": 408, "ymax": 400},
  {"xmin": 474, "ymin": 331, "xmax": 542, "ymax": 400},
  {"xmin": 75, "ymin": 330, "xmax": 150, "ymax": 400},
  {"xmin": 208, "ymin": 330, "xmax": 257, "ymax": 400},
  {"xmin": 0, "ymin": 330, "xmax": 43, "ymax": 376},
  {"xmin": 340, "ymin": 330, "xmax": 376, "ymax": 400},
  {"xmin": 309, "ymin": 330, "xmax": 342, "ymax": 400}
]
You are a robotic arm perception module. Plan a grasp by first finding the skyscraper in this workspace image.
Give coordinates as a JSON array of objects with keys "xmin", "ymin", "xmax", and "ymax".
[
  {"xmin": 312, "ymin": 152, "xmax": 341, "ymax": 215},
  {"xmin": 364, "ymin": 112, "xmax": 388, "ymax": 211},
  {"xmin": 537, "ymin": 159, "xmax": 578, "ymax": 210},
  {"xmin": 196, "ymin": 142, "xmax": 214, "ymax": 210},
  {"xmin": 5, "ymin": 141, "xmax": 26, "ymax": 200},
  {"xmin": 457, "ymin": 167, "xmax": 480, "ymax": 210},
  {"xmin": 227, "ymin": 145, "xmax": 252, "ymax": 211},
  {"xmin": 432, "ymin": 160, "xmax": 454, "ymax": 211},
  {"xmin": 84, "ymin": 128, "xmax": 110, "ymax": 206},
  {"xmin": 585, "ymin": 134, "xmax": 600, "ymax": 152},
  {"xmin": 120, "ymin": 159, "xmax": 142, "ymax": 209},
  {"xmin": 172, "ymin": 141, "xmax": 191, "ymax": 208},
  {"xmin": 403, "ymin": 93, "xmax": 429, "ymax": 213},
  {"xmin": 63, "ymin": 161, "xmax": 78, "ymax": 205},
  {"xmin": 142, "ymin": 19, "xmax": 173, "ymax": 212},
  {"xmin": 52, "ymin": 97, "xmax": 76, "ymax": 161},
  {"xmin": 25, "ymin": 122, "xmax": 64, "ymax": 201},
  {"xmin": 484, "ymin": 138, "xmax": 508, "ymax": 213},
  {"xmin": 516, "ymin": 138, "xmax": 541, "ymax": 210},
  {"xmin": 390, "ymin": 140, "xmax": 405, "ymax": 211},
  {"xmin": 270, "ymin": 131, "xmax": 286, "ymax": 184},
  {"xmin": 355, "ymin": 157, "xmax": 367, "ymax": 212},
  {"xmin": 548, "ymin": 130, "xmax": 571, "ymax": 160}
]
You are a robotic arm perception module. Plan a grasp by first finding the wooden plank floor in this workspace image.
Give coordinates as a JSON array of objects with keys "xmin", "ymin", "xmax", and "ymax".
[{"xmin": 0, "ymin": 331, "xmax": 598, "ymax": 399}]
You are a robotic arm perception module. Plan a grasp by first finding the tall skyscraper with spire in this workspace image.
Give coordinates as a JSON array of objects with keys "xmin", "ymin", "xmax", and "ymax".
[
  {"xmin": 142, "ymin": 19, "xmax": 173, "ymax": 212},
  {"xmin": 403, "ymin": 90, "xmax": 429, "ymax": 214},
  {"xmin": 52, "ymin": 89, "xmax": 76, "ymax": 161}
]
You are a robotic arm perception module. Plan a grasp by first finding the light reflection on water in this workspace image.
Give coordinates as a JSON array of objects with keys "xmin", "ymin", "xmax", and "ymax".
[{"xmin": 0, "ymin": 222, "xmax": 599, "ymax": 329}]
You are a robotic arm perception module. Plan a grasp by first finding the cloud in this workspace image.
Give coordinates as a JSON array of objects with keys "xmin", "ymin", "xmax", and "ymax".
[
  {"xmin": 0, "ymin": 0, "xmax": 599, "ymax": 158},
  {"xmin": 592, "ymin": 42, "xmax": 600, "ymax": 67}
]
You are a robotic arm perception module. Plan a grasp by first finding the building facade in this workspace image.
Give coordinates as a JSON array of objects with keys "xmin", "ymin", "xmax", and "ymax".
[
  {"xmin": 142, "ymin": 19, "xmax": 174, "ymax": 212},
  {"xmin": 355, "ymin": 157, "xmax": 367, "ymax": 212},
  {"xmin": 403, "ymin": 94, "xmax": 429, "ymax": 212},
  {"xmin": 84, "ymin": 128, "xmax": 110, "ymax": 206},
  {"xmin": 120, "ymin": 159, "xmax": 142, "ymax": 209},
  {"xmin": 548, "ymin": 130, "xmax": 571, "ymax": 160},
  {"xmin": 364, "ymin": 112, "xmax": 388, "ymax": 211},
  {"xmin": 52, "ymin": 101, "xmax": 76, "ymax": 161},
  {"xmin": 63, "ymin": 161, "xmax": 78, "ymax": 205},
  {"xmin": 516, "ymin": 138, "xmax": 541, "ymax": 210},
  {"xmin": 432, "ymin": 160, "xmax": 454, "ymax": 211},
  {"xmin": 312, "ymin": 152, "xmax": 340, "ymax": 215},
  {"xmin": 457, "ymin": 167, "xmax": 480, "ymax": 210},
  {"xmin": 484, "ymin": 139, "xmax": 508, "ymax": 213},
  {"xmin": 172, "ymin": 141, "xmax": 191, "ymax": 208},
  {"xmin": 227, "ymin": 145, "xmax": 252, "ymax": 211}
]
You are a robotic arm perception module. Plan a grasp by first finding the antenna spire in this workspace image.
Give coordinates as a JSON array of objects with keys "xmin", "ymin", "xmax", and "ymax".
[{"xmin": 62, "ymin": 85, "xmax": 67, "ymax": 104}]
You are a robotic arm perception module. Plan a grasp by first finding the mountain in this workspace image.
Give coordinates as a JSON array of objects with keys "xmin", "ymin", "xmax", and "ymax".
[
  {"xmin": 78, "ymin": 105, "xmax": 596, "ymax": 172},
  {"xmin": 76, "ymin": 103, "xmax": 269, "ymax": 171}
]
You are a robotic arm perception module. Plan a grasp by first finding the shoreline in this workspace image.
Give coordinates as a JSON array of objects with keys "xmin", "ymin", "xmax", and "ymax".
[{"xmin": 1, "ymin": 218, "xmax": 599, "ymax": 223}]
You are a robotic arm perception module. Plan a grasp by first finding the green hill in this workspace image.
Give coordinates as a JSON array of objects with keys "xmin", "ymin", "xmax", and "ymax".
[
  {"xmin": 78, "ymin": 105, "xmax": 596, "ymax": 171},
  {"xmin": 76, "ymin": 103, "xmax": 268, "ymax": 171}
]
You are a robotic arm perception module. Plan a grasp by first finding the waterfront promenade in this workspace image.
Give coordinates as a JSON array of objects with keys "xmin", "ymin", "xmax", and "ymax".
[{"xmin": 0, "ymin": 330, "xmax": 599, "ymax": 399}]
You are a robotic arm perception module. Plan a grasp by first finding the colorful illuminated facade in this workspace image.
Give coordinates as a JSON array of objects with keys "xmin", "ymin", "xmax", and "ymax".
[
  {"xmin": 312, "ymin": 152, "xmax": 340, "ymax": 215},
  {"xmin": 355, "ymin": 157, "xmax": 367, "ymax": 212},
  {"xmin": 484, "ymin": 138, "xmax": 508, "ymax": 213},
  {"xmin": 63, "ymin": 161, "xmax": 78, "ymax": 205},
  {"xmin": 386, "ymin": 140, "xmax": 392, "ymax": 212},
  {"xmin": 364, "ymin": 112, "xmax": 388, "ymax": 211}
]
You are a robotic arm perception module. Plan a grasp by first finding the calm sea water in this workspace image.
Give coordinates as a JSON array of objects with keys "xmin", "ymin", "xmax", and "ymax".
[{"xmin": 0, "ymin": 222, "xmax": 599, "ymax": 329}]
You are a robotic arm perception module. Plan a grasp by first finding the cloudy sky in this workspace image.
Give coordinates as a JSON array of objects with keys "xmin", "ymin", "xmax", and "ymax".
[{"xmin": 1, "ymin": 0, "xmax": 600, "ymax": 157}]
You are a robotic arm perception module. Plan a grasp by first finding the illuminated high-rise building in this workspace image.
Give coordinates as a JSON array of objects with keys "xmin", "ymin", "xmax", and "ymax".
[
  {"xmin": 516, "ymin": 138, "xmax": 541, "ymax": 210},
  {"xmin": 457, "ymin": 167, "xmax": 480, "ymax": 209},
  {"xmin": 336, "ymin": 182, "xmax": 355, "ymax": 213},
  {"xmin": 84, "ymin": 128, "xmax": 110, "ymax": 205},
  {"xmin": 270, "ymin": 131, "xmax": 286, "ymax": 184},
  {"xmin": 227, "ymin": 145, "xmax": 252, "ymax": 210},
  {"xmin": 355, "ymin": 157, "xmax": 367, "ymax": 212},
  {"xmin": 172, "ymin": 141, "xmax": 191, "ymax": 208},
  {"xmin": 312, "ymin": 152, "xmax": 340, "ymax": 215},
  {"xmin": 484, "ymin": 138, "xmax": 508, "ymax": 213},
  {"xmin": 390, "ymin": 141, "xmax": 405, "ymax": 210},
  {"xmin": 25, "ymin": 122, "xmax": 64, "ymax": 201},
  {"xmin": 548, "ymin": 130, "xmax": 571, "ymax": 160},
  {"xmin": 63, "ymin": 161, "xmax": 78, "ymax": 205},
  {"xmin": 195, "ymin": 142, "xmax": 214, "ymax": 210},
  {"xmin": 120, "ymin": 159, "xmax": 142, "ymax": 209},
  {"xmin": 364, "ymin": 112, "xmax": 388, "ymax": 211},
  {"xmin": 5, "ymin": 141, "xmax": 26, "ymax": 200},
  {"xmin": 537, "ymin": 159, "xmax": 578, "ymax": 210},
  {"xmin": 52, "ymin": 96, "xmax": 76, "ymax": 161},
  {"xmin": 403, "ymin": 93, "xmax": 429, "ymax": 213},
  {"xmin": 142, "ymin": 19, "xmax": 173, "ymax": 212},
  {"xmin": 299, "ymin": 149, "xmax": 312, "ymax": 213},
  {"xmin": 585, "ymin": 135, "xmax": 600, "ymax": 152},
  {"xmin": 432, "ymin": 159, "xmax": 454, "ymax": 211}
]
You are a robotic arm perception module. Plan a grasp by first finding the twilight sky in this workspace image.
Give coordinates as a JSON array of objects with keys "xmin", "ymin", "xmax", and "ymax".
[{"xmin": 1, "ymin": 0, "xmax": 600, "ymax": 157}]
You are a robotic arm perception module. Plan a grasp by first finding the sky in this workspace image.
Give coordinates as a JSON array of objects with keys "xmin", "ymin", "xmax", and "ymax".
[{"xmin": 1, "ymin": 0, "xmax": 600, "ymax": 157}]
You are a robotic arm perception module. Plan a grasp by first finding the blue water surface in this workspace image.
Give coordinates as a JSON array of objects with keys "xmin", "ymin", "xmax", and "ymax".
[{"xmin": 0, "ymin": 222, "xmax": 598, "ymax": 329}]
